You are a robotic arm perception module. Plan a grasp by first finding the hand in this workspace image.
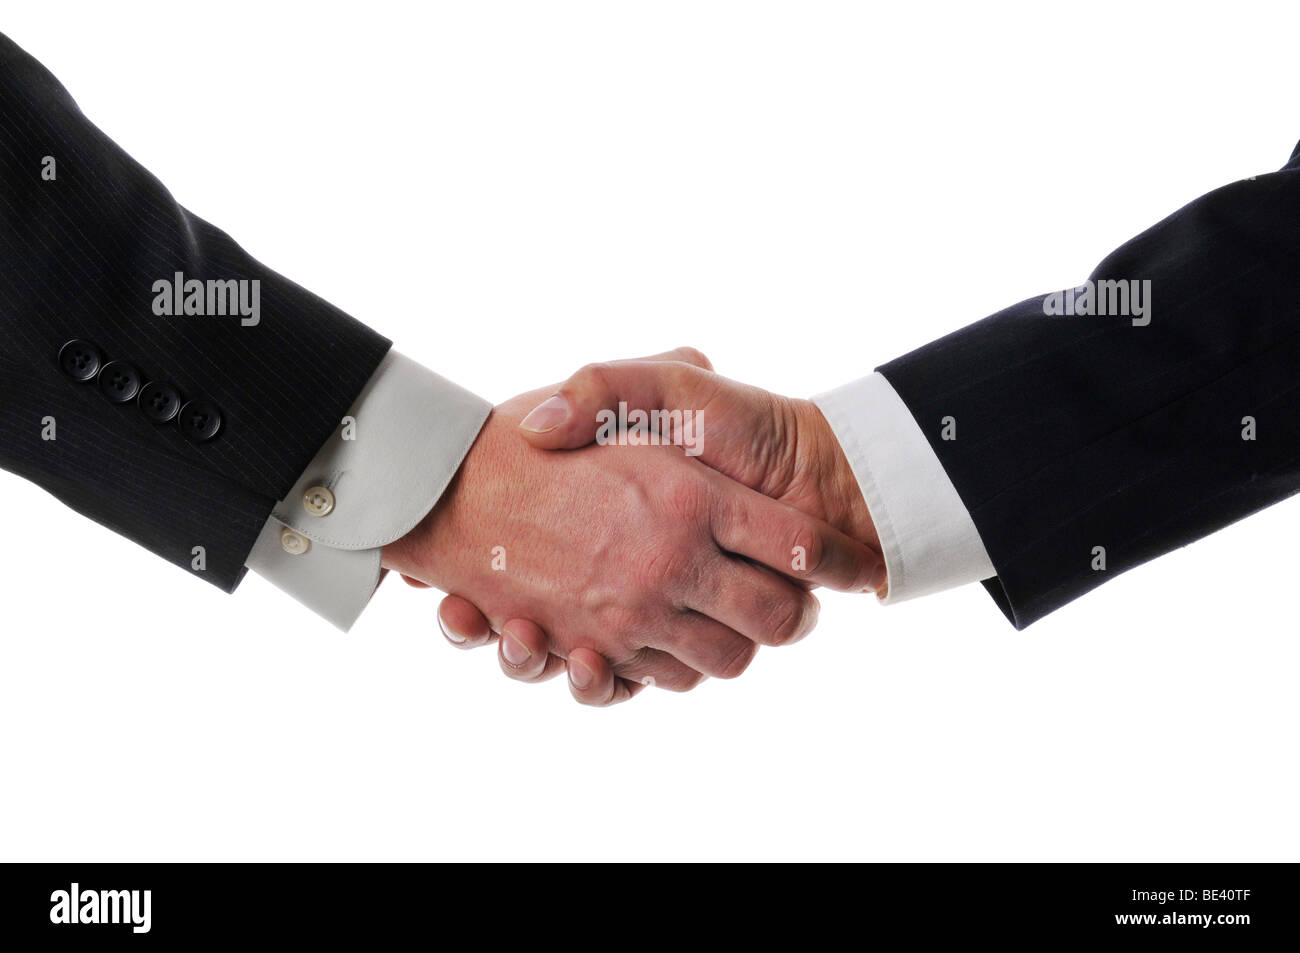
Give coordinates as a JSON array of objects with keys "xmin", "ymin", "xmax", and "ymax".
[
  {"xmin": 436, "ymin": 349, "xmax": 882, "ymax": 705},
  {"xmin": 386, "ymin": 364, "xmax": 883, "ymax": 701},
  {"xmin": 521, "ymin": 350, "xmax": 877, "ymax": 551}
]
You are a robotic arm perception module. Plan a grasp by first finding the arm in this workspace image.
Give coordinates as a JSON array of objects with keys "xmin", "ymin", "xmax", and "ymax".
[
  {"xmin": 0, "ymin": 34, "xmax": 882, "ymax": 678},
  {"xmin": 873, "ymin": 139, "xmax": 1300, "ymax": 627},
  {"xmin": 0, "ymin": 31, "xmax": 389, "ymax": 597},
  {"xmin": 443, "ymin": 136, "xmax": 1300, "ymax": 697},
  {"xmin": 0, "ymin": 32, "xmax": 490, "ymax": 630}
]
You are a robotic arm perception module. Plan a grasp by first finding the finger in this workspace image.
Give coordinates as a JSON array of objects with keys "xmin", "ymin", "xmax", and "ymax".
[
  {"xmin": 518, "ymin": 359, "xmax": 720, "ymax": 448},
  {"xmin": 498, "ymin": 619, "xmax": 566, "ymax": 683},
  {"xmin": 647, "ymin": 610, "xmax": 759, "ymax": 680},
  {"xmin": 437, "ymin": 594, "xmax": 498, "ymax": 650},
  {"xmin": 687, "ymin": 553, "xmax": 821, "ymax": 647},
  {"xmin": 632, "ymin": 346, "xmax": 713, "ymax": 371},
  {"xmin": 709, "ymin": 476, "xmax": 884, "ymax": 593},
  {"xmin": 609, "ymin": 646, "xmax": 709, "ymax": 692},
  {"xmin": 567, "ymin": 648, "xmax": 646, "ymax": 707}
]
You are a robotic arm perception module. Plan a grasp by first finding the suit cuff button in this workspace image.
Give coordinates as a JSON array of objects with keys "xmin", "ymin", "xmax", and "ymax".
[
  {"xmin": 98, "ymin": 360, "xmax": 142, "ymax": 404},
  {"xmin": 178, "ymin": 398, "xmax": 223, "ymax": 442},
  {"xmin": 58, "ymin": 339, "xmax": 102, "ymax": 382},
  {"xmin": 138, "ymin": 381, "xmax": 183, "ymax": 423}
]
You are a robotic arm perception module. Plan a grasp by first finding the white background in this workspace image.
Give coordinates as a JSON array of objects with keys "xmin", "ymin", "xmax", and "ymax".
[{"xmin": 2, "ymin": 1, "xmax": 1297, "ymax": 861}]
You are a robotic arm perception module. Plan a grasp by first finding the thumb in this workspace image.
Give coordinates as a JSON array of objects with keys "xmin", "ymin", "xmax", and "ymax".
[{"xmin": 518, "ymin": 356, "xmax": 720, "ymax": 451}]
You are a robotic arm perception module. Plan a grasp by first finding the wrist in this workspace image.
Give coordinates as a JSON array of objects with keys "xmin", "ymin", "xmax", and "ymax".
[
  {"xmin": 381, "ymin": 488, "xmax": 446, "ymax": 584},
  {"xmin": 381, "ymin": 409, "xmax": 495, "ymax": 587},
  {"xmin": 791, "ymin": 398, "xmax": 878, "ymax": 551}
]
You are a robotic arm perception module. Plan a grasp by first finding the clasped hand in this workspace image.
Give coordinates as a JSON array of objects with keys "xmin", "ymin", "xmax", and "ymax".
[{"xmin": 381, "ymin": 348, "xmax": 882, "ymax": 706}]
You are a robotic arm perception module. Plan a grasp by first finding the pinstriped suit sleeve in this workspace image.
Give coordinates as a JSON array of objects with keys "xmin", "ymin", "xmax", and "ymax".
[
  {"xmin": 877, "ymin": 140, "xmax": 1300, "ymax": 628},
  {"xmin": 0, "ymin": 32, "xmax": 481, "ymax": 614}
]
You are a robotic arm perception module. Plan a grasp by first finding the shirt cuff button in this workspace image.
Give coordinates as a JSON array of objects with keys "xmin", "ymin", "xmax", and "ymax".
[
  {"xmin": 303, "ymin": 485, "xmax": 335, "ymax": 517},
  {"xmin": 280, "ymin": 528, "xmax": 311, "ymax": 555}
]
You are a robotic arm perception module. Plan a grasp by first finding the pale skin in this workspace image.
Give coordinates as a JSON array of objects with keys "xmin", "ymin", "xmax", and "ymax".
[
  {"xmin": 382, "ymin": 350, "xmax": 882, "ymax": 699},
  {"xmin": 422, "ymin": 348, "xmax": 884, "ymax": 706}
]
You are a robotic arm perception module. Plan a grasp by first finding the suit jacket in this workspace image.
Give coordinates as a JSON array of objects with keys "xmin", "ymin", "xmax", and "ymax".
[
  {"xmin": 881, "ymin": 141, "xmax": 1300, "ymax": 627},
  {"xmin": 0, "ymin": 33, "xmax": 390, "ymax": 592},
  {"xmin": 6, "ymin": 30, "xmax": 1297, "ymax": 631}
]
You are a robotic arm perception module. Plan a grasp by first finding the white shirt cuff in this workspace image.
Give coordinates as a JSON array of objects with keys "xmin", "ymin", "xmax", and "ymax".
[
  {"xmin": 245, "ymin": 349, "xmax": 492, "ymax": 630},
  {"xmin": 813, "ymin": 372, "xmax": 994, "ymax": 603}
]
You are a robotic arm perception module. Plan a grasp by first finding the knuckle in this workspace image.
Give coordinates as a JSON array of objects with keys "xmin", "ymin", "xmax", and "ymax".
[
  {"xmin": 572, "ymin": 361, "xmax": 615, "ymax": 396},
  {"xmin": 665, "ymin": 359, "xmax": 696, "ymax": 389},
  {"xmin": 769, "ymin": 592, "xmax": 818, "ymax": 646},
  {"xmin": 616, "ymin": 650, "xmax": 703, "ymax": 692},
  {"xmin": 595, "ymin": 604, "xmax": 642, "ymax": 646},
  {"xmin": 641, "ymin": 544, "xmax": 698, "ymax": 598},
  {"xmin": 643, "ymin": 544, "xmax": 683, "ymax": 584},
  {"xmin": 660, "ymin": 469, "xmax": 709, "ymax": 520},
  {"xmin": 657, "ymin": 542, "xmax": 718, "ymax": 609},
  {"xmin": 676, "ymin": 346, "xmax": 713, "ymax": 371},
  {"xmin": 715, "ymin": 639, "xmax": 758, "ymax": 679},
  {"xmin": 668, "ymin": 668, "xmax": 706, "ymax": 692},
  {"xmin": 618, "ymin": 477, "xmax": 654, "ymax": 522}
]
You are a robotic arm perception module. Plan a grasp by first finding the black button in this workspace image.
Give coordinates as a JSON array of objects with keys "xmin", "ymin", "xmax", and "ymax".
[
  {"xmin": 98, "ymin": 360, "xmax": 142, "ymax": 404},
  {"xmin": 138, "ymin": 381, "xmax": 183, "ymax": 423},
  {"xmin": 59, "ymin": 339, "xmax": 103, "ymax": 382},
  {"xmin": 178, "ymin": 398, "xmax": 222, "ymax": 442}
]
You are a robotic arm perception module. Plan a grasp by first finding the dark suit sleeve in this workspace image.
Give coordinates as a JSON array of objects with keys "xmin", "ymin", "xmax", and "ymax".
[
  {"xmin": 0, "ymin": 33, "xmax": 391, "ymax": 592},
  {"xmin": 878, "ymin": 140, "xmax": 1300, "ymax": 629}
]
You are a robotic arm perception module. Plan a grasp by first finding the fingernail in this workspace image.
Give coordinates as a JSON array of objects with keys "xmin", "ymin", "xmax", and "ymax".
[
  {"xmin": 569, "ymin": 657, "xmax": 594, "ymax": 690},
  {"xmin": 437, "ymin": 610, "xmax": 466, "ymax": 644},
  {"xmin": 519, "ymin": 395, "xmax": 570, "ymax": 433},
  {"xmin": 502, "ymin": 631, "xmax": 532, "ymax": 666}
]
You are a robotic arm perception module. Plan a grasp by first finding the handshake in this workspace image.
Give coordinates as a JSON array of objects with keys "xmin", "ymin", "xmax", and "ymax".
[
  {"xmin": 382, "ymin": 348, "xmax": 885, "ymax": 707},
  {"xmin": 5, "ymin": 29, "xmax": 1291, "ymax": 720}
]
